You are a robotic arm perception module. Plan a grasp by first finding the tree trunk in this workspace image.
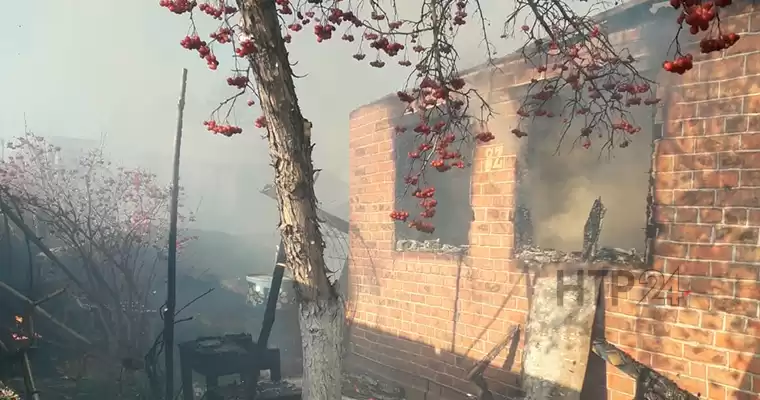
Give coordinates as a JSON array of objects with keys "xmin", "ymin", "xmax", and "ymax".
[
  {"xmin": 236, "ymin": 0, "xmax": 343, "ymax": 399},
  {"xmin": 299, "ymin": 297, "xmax": 344, "ymax": 399},
  {"xmin": 522, "ymin": 263, "xmax": 601, "ymax": 400}
]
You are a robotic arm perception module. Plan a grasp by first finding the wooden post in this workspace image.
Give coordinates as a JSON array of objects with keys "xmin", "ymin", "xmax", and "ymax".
[{"xmin": 164, "ymin": 67, "xmax": 188, "ymax": 400}]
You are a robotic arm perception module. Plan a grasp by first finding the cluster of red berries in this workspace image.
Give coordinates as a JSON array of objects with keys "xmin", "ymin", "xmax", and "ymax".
[
  {"xmin": 210, "ymin": 28, "xmax": 233, "ymax": 44},
  {"xmin": 612, "ymin": 120, "xmax": 641, "ymax": 135},
  {"xmin": 511, "ymin": 129, "xmax": 527, "ymax": 138},
  {"xmin": 275, "ymin": 0, "xmax": 292, "ymax": 14},
  {"xmin": 314, "ymin": 24, "xmax": 336, "ymax": 42},
  {"xmin": 159, "ymin": 0, "xmax": 196, "ymax": 14},
  {"xmin": 699, "ymin": 32, "xmax": 740, "ymax": 53},
  {"xmin": 227, "ymin": 76, "xmax": 249, "ymax": 89},
  {"xmin": 204, "ymin": 121, "xmax": 242, "ymax": 137},
  {"xmin": 678, "ymin": 1, "xmax": 716, "ymax": 32},
  {"xmin": 198, "ymin": 3, "xmax": 237, "ymax": 19},
  {"xmin": 413, "ymin": 187, "xmax": 435, "ymax": 199},
  {"xmin": 255, "ymin": 116, "xmax": 267, "ymax": 129},
  {"xmin": 475, "ymin": 132, "xmax": 495, "ymax": 142},
  {"xmin": 665, "ymin": 0, "xmax": 739, "ymax": 72},
  {"xmin": 235, "ymin": 40, "xmax": 257, "ymax": 57},
  {"xmin": 370, "ymin": 37, "xmax": 405, "ymax": 57},
  {"xmin": 663, "ymin": 54, "xmax": 694, "ymax": 74},
  {"xmin": 390, "ymin": 210, "xmax": 409, "ymax": 221},
  {"xmin": 180, "ymin": 35, "xmax": 218, "ymax": 69},
  {"xmin": 453, "ymin": 0, "xmax": 468, "ymax": 25},
  {"xmin": 328, "ymin": 9, "xmax": 361, "ymax": 26},
  {"xmin": 512, "ymin": 24, "xmax": 669, "ymax": 143}
]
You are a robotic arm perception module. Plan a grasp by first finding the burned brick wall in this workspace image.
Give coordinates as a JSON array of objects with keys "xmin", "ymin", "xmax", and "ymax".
[{"xmin": 347, "ymin": 1, "xmax": 760, "ymax": 399}]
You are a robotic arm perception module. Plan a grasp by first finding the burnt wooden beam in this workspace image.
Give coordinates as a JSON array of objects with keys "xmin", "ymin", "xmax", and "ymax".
[{"xmin": 591, "ymin": 338, "xmax": 700, "ymax": 400}]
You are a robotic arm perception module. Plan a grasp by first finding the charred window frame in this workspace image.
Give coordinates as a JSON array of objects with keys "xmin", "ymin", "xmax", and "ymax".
[
  {"xmin": 514, "ymin": 89, "xmax": 658, "ymax": 254},
  {"xmin": 392, "ymin": 109, "xmax": 475, "ymax": 252}
]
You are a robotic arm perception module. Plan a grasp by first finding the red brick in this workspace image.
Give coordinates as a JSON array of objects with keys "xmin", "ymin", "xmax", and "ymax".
[
  {"xmin": 678, "ymin": 309, "xmax": 701, "ymax": 326},
  {"xmin": 607, "ymin": 373, "xmax": 635, "ymax": 395},
  {"xmin": 675, "ymin": 154, "xmax": 718, "ymax": 170},
  {"xmin": 652, "ymin": 353, "xmax": 689, "ymax": 374},
  {"xmin": 706, "ymin": 367, "xmax": 749, "ymax": 390},
  {"xmin": 715, "ymin": 226, "xmax": 759, "ymax": 244},
  {"xmin": 699, "ymin": 207, "xmax": 724, "ymax": 223},
  {"xmin": 698, "ymin": 98, "xmax": 743, "ymax": 117},
  {"xmin": 668, "ymin": 324, "xmax": 715, "ymax": 345},
  {"xmin": 749, "ymin": 53, "xmax": 760, "ymax": 75},
  {"xmin": 671, "ymin": 224, "xmax": 713, "ymax": 243},
  {"xmin": 639, "ymin": 336, "xmax": 684, "ymax": 357},
  {"xmin": 658, "ymin": 138, "xmax": 695, "ymax": 154},
  {"xmin": 689, "ymin": 245, "xmax": 734, "ymax": 261},
  {"xmin": 712, "ymin": 298, "xmax": 759, "ymax": 318},
  {"xmin": 717, "ymin": 188, "xmax": 760, "ymax": 207},
  {"xmin": 711, "ymin": 262, "xmax": 758, "ymax": 280},
  {"xmin": 695, "ymin": 135, "xmax": 742, "ymax": 153},
  {"xmin": 685, "ymin": 344, "xmax": 727, "ymax": 364},
  {"xmin": 655, "ymin": 240, "xmax": 689, "ymax": 258},
  {"xmin": 656, "ymin": 155, "xmax": 675, "ymax": 172},
  {"xmin": 724, "ymin": 208, "xmax": 748, "ymax": 224},
  {"xmin": 726, "ymin": 116, "xmax": 749, "ymax": 133},
  {"xmin": 738, "ymin": 168, "xmax": 760, "ymax": 187},
  {"xmin": 736, "ymin": 280, "xmax": 760, "ymax": 301},
  {"xmin": 687, "ymin": 277, "xmax": 734, "ymax": 297},
  {"xmin": 695, "ymin": 170, "xmax": 740, "ymax": 189},
  {"xmin": 720, "ymin": 76, "xmax": 760, "ymax": 98},
  {"xmin": 676, "ymin": 207, "xmax": 699, "ymax": 223},
  {"xmin": 669, "ymin": 260, "xmax": 710, "ymax": 276},
  {"xmin": 741, "ymin": 133, "xmax": 760, "ymax": 150},
  {"xmin": 655, "ymin": 206, "xmax": 676, "ymax": 222},
  {"xmin": 736, "ymin": 246, "xmax": 760, "ymax": 263},
  {"xmin": 701, "ymin": 312, "xmax": 724, "ymax": 330},
  {"xmin": 720, "ymin": 152, "xmax": 760, "ymax": 169},
  {"xmin": 674, "ymin": 190, "xmax": 716, "ymax": 206},
  {"xmin": 700, "ymin": 56, "xmax": 746, "ymax": 81}
]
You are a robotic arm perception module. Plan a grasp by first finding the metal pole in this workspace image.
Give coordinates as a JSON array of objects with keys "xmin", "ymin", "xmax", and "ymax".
[{"xmin": 165, "ymin": 68, "xmax": 188, "ymax": 400}]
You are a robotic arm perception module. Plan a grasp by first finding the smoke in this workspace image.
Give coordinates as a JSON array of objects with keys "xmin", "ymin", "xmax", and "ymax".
[
  {"xmin": 517, "ymin": 85, "xmax": 660, "ymax": 253},
  {"xmin": 513, "ymin": 4, "xmax": 680, "ymax": 253}
]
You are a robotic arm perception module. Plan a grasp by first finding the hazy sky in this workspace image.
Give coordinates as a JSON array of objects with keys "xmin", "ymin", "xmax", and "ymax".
[
  {"xmin": 0, "ymin": 0, "xmax": 604, "ymax": 234},
  {"xmin": 0, "ymin": 0, "xmax": 533, "ymax": 172}
]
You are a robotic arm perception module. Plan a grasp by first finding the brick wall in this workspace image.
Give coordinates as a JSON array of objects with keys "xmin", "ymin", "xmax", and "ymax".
[{"xmin": 346, "ymin": 1, "xmax": 760, "ymax": 399}]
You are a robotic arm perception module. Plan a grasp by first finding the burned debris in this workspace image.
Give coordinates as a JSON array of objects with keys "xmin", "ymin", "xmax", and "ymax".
[
  {"xmin": 507, "ymin": 198, "xmax": 700, "ymax": 400},
  {"xmin": 592, "ymin": 339, "xmax": 700, "ymax": 400}
]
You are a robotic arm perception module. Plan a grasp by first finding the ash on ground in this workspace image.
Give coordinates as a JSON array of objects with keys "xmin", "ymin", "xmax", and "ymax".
[
  {"xmin": 209, "ymin": 371, "xmax": 405, "ymax": 400},
  {"xmin": 342, "ymin": 371, "xmax": 405, "ymax": 400}
]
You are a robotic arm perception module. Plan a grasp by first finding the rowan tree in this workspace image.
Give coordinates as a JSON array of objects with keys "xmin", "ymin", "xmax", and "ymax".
[
  {"xmin": 158, "ymin": 0, "xmax": 737, "ymax": 397},
  {"xmin": 0, "ymin": 132, "xmax": 195, "ymax": 356}
]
